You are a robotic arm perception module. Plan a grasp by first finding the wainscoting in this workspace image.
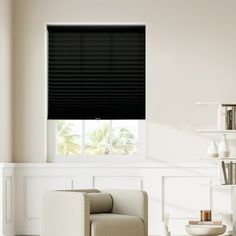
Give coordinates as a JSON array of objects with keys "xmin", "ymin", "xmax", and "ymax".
[{"xmin": 0, "ymin": 162, "xmax": 233, "ymax": 236}]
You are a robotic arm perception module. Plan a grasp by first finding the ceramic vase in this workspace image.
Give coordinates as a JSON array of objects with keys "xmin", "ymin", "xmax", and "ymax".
[
  {"xmin": 206, "ymin": 141, "xmax": 218, "ymax": 157},
  {"xmin": 218, "ymin": 134, "xmax": 230, "ymax": 157}
]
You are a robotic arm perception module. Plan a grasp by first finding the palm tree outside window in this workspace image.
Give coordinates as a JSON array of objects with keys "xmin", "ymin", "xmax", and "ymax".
[{"xmin": 55, "ymin": 120, "xmax": 139, "ymax": 157}]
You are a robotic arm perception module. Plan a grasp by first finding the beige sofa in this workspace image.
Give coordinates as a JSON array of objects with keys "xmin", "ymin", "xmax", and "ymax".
[{"xmin": 41, "ymin": 189, "xmax": 148, "ymax": 236}]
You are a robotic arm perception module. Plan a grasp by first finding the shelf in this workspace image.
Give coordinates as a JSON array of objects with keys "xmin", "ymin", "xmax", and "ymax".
[
  {"xmin": 213, "ymin": 184, "xmax": 236, "ymax": 188},
  {"xmin": 199, "ymin": 183, "xmax": 236, "ymax": 188},
  {"xmin": 198, "ymin": 157, "xmax": 236, "ymax": 161},
  {"xmin": 196, "ymin": 130, "xmax": 236, "ymax": 134},
  {"xmin": 196, "ymin": 102, "xmax": 236, "ymax": 106}
]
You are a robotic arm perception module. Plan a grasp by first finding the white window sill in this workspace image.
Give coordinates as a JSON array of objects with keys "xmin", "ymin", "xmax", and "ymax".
[{"xmin": 0, "ymin": 162, "xmax": 218, "ymax": 168}]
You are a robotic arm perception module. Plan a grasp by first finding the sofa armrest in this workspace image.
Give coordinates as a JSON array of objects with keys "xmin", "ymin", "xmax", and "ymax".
[
  {"xmin": 103, "ymin": 190, "xmax": 148, "ymax": 236},
  {"xmin": 41, "ymin": 191, "xmax": 90, "ymax": 236}
]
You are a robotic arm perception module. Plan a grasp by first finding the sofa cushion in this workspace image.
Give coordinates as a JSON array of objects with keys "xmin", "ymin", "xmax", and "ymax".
[
  {"xmin": 90, "ymin": 213, "xmax": 144, "ymax": 236},
  {"xmin": 88, "ymin": 193, "xmax": 113, "ymax": 214}
]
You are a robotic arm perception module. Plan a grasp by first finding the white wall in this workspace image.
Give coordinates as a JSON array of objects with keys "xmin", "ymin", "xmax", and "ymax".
[
  {"xmin": 13, "ymin": 163, "xmax": 224, "ymax": 236},
  {"xmin": 12, "ymin": 0, "xmax": 236, "ymax": 162},
  {"xmin": 0, "ymin": 162, "xmax": 233, "ymax": 236},
  {"xmin": 0, "ymin": 0, "xmax": 12, "ymax": 162}
]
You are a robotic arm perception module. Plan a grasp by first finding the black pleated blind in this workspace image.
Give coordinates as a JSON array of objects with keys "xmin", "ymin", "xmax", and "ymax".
[{"xmin": 48, "ymin": 25, "xmax": 145, "ymax": 119}]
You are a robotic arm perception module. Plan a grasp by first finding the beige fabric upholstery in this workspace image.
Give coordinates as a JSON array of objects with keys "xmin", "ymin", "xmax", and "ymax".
[
  {"xmin": 88, "ymin": 193, "xmax": 113, "ymax": 213},
  {"xmin": 90, "ymin": 213, "xmax": 144, "ymax": 236},
  {"xmin": 41, "ymin": 189, "xmax": 148, "ymax": 236},
  {"xmin": 102, "ymin": 189, "xmax": 148, "ymax": 236},
  {"xmin": 41, "ymin": 191, "xmax": 90, "ymax": 236}
]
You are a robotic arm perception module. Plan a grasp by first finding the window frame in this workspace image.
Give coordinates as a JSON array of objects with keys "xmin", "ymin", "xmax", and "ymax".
[{"xmin": 47, "ymin": 120, "xmax": 146, "ymax": 162}]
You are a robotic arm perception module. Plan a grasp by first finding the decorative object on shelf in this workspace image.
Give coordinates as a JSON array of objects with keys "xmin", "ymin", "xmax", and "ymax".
[
  {"xmin": 162, "ymin": 212, "xmax": 171, "ymax": 236},
  {"xmin": 223, "ymin": 105, "xmax": 236, "ymax": 130},
  {"xmin": 218, "ymin": 134, "xmax": 230, "ymax": 157},
  {"xmin": 187, "ymin": 211, "xmax": 226, "ymax": 236},
  {"xmin": 189, "ymin": 221, "xmax": 222, "ymax": 225},
  {"xmin": 221, "ymin": 161, "xmax": 236, "ymax": 185},
  {"xmin": 200, "ymin": 210, "xmax": 212, "ymax": 221},
  {"xmin": 221, "ymin": 161, "xmax": 228, "ymax": 184},
  {"xmin": 186, "ymin": 224, "xmax": 226, "ymax": 236},
  {"xmin": 206, "ymin": 141, "xmax": 218, "ymax": 158}
]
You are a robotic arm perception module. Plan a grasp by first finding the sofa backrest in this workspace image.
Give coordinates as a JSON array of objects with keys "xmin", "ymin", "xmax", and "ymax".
[{"xmin": 87, "ymin": 193, "xmax": 113, "ymax": 214}]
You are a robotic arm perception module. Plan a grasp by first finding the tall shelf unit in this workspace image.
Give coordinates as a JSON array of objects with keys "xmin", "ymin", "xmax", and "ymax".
[
  {"xmin": 197, "ymin": 102, "xmax": 236, "ymax": 236},
  {"xmin": 196, "ymin": 102, "xmax": 236, "ymax": 184}
]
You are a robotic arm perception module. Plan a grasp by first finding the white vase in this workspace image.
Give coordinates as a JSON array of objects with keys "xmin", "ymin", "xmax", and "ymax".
[
  {"xmin": 218, "ymin": 134, "xmax": 230, "ymax": 157},
  {"xmin": 206, "ymin": 141, "xmax": 218, "ymax": 157}
]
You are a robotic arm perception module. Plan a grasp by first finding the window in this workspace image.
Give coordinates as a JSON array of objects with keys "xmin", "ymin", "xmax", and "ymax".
[
  {"xmin": 48, "ymin": 120, "xmax": 145, "ymax": 161},
  {"xmin": 46, "ymin": 24, "xmax": 146, "ymax": 162}
]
